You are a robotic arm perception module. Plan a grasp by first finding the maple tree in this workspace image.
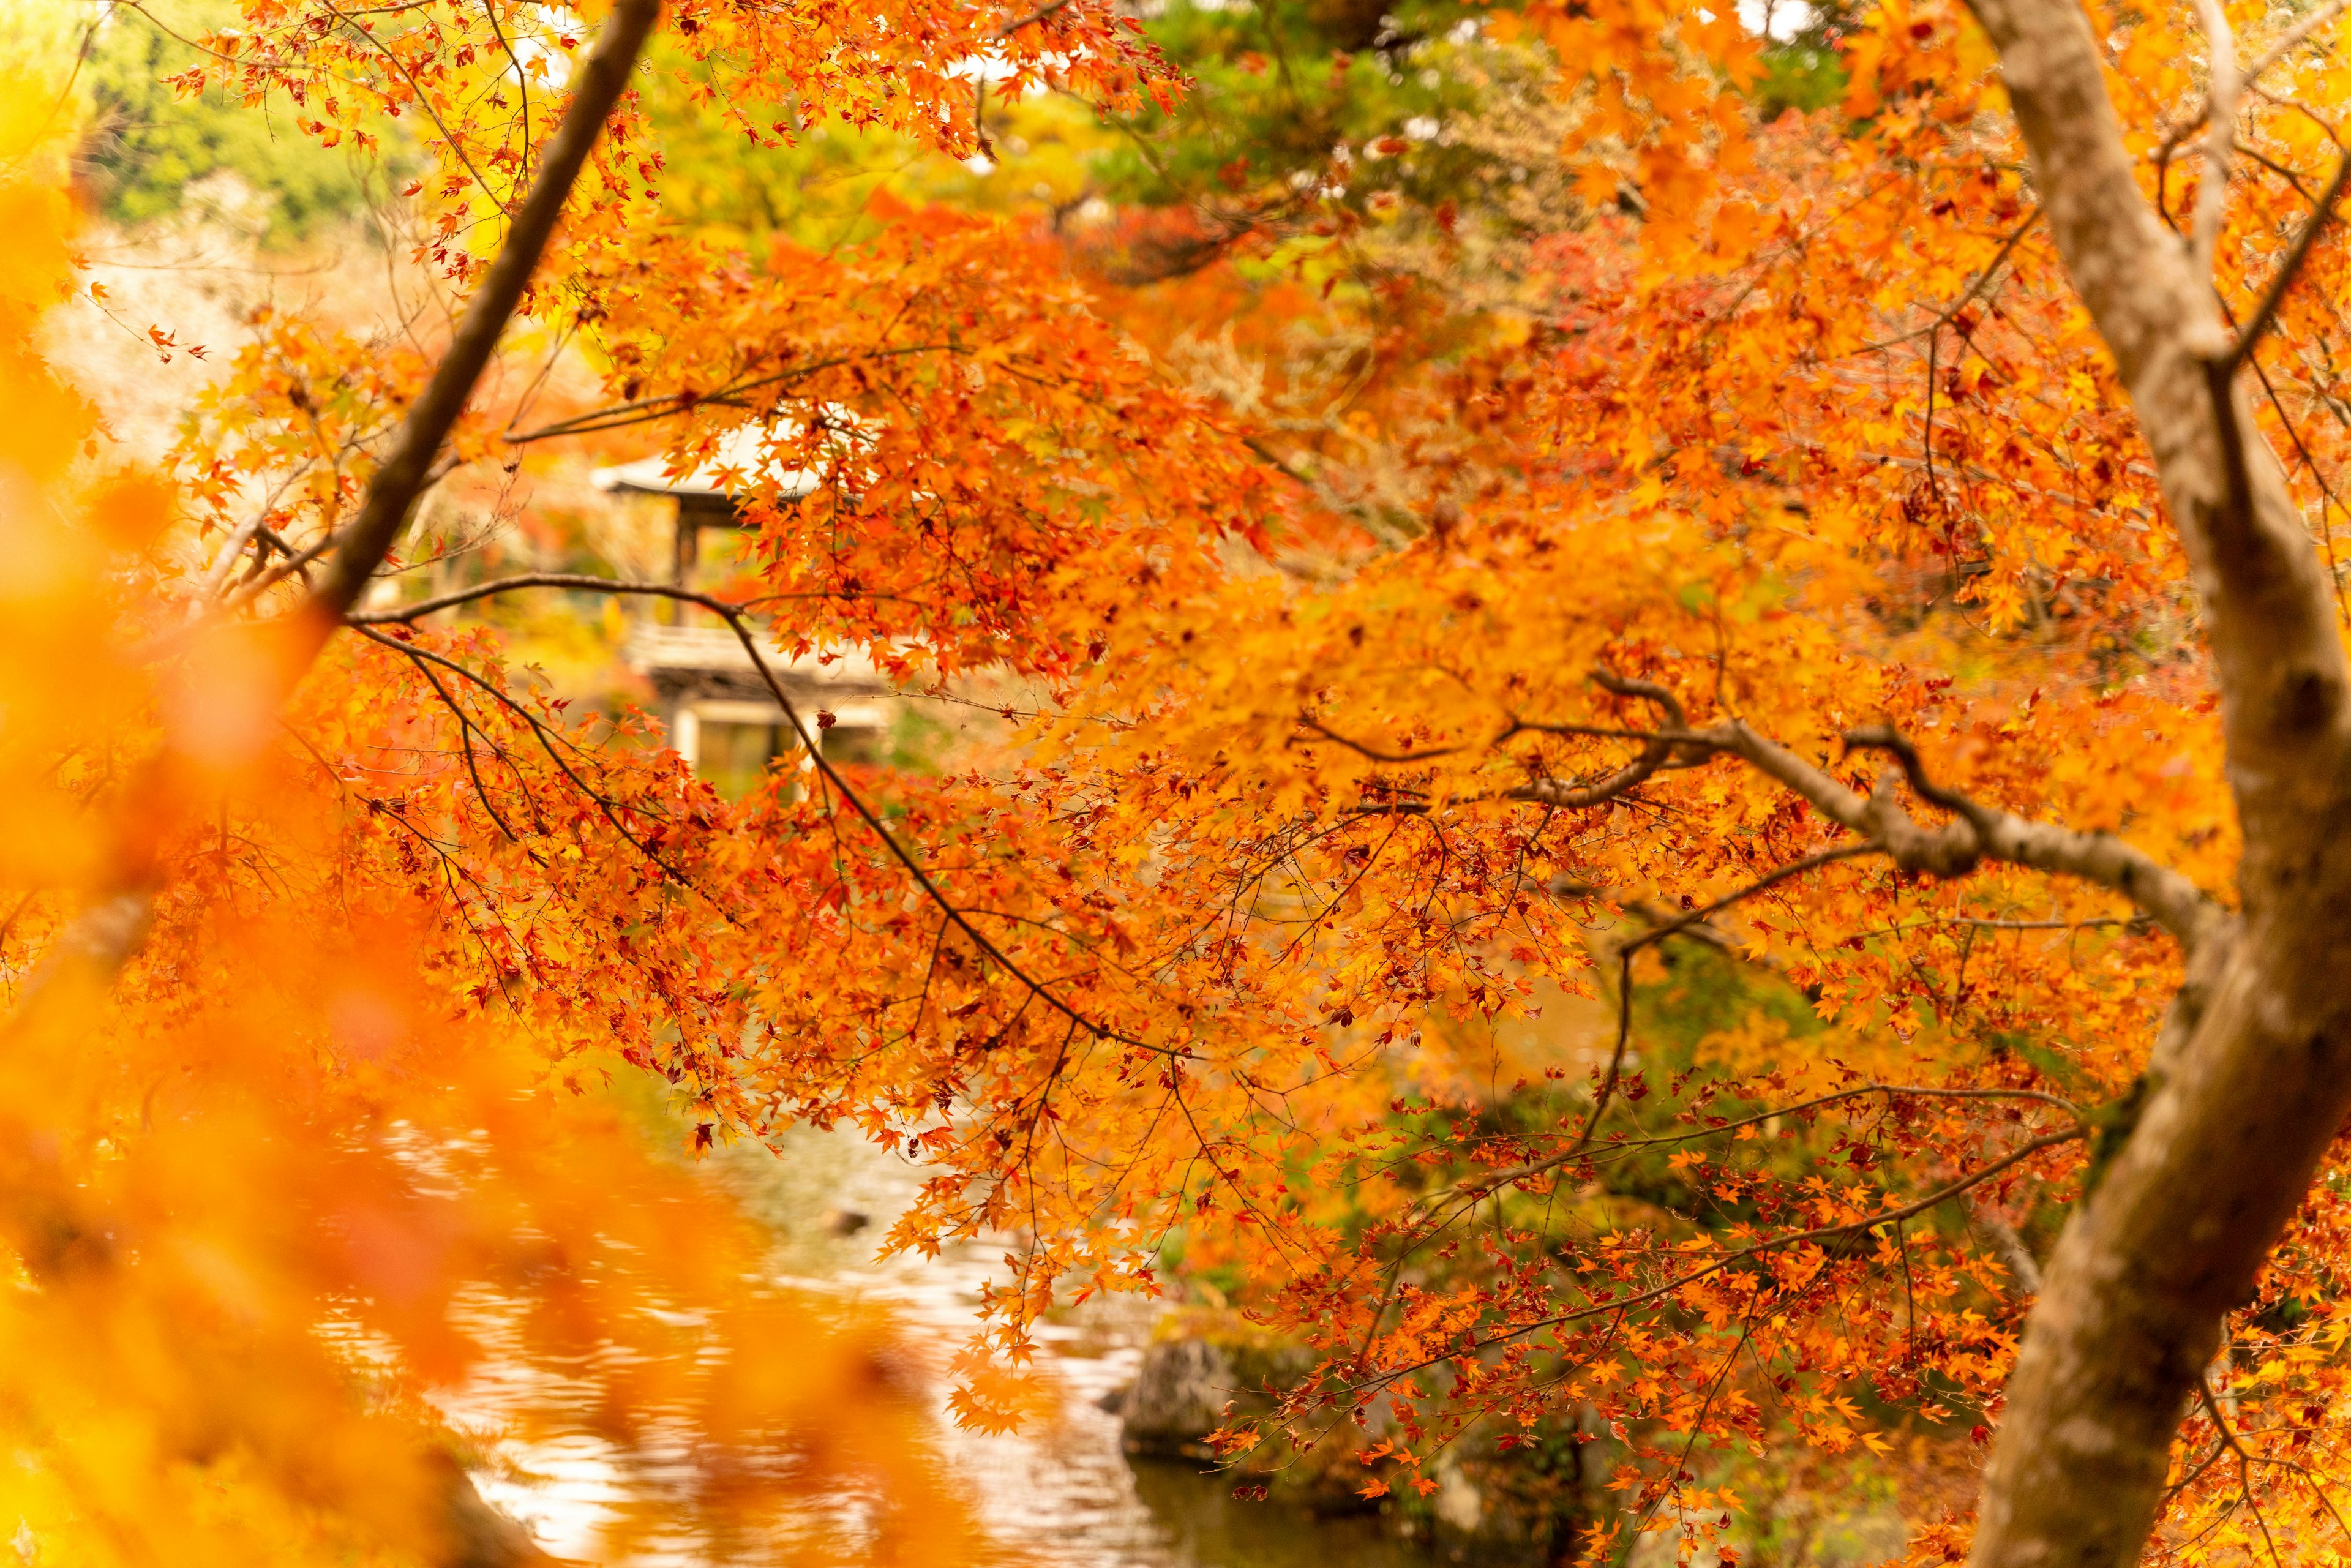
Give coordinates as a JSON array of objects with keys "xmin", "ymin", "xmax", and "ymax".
[{"xmin": 24, "ymin": 0, "xmax": 2351, "ymax": 1561}]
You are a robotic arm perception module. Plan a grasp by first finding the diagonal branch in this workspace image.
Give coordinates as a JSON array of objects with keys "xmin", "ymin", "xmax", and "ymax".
[
  {"xmin": 1701, "ymin": 718, "xmax": 2227, "ymax": 954},
  {"xmin": 1418, "ymin": 1081, "xmax": 2082, "ymax": 1213},
  {"xmin": 348, "ymin": 625, "xmax": 717, "ymax": 907},
  {"xmin": 16, "ymin": 0, "xmax": 662, "ymax": 1018},
  {"xmin": 304, "ymin": 0, "xmax": 660, "ymax": 630},
  {"xmin": 2243, "ymin": 0, "xmax": 2351, "ymax": 97},
  {"xmin": 4, "ymin": 15, "xmax": 661, "ymax": 1561},
  {"xmin": 350, "ymin": 571, "xmax": 717, "ymax": 623},
  {"xmin": 994, "ymin": 0, "xmax": 1076, "ymax": 35},
  {"xmin": 1347, "ymin": 1125, "xmax": 2088, "ymax": 1389},
  {"xmin": 1303, "ymin": 664, "xmax": 2222, "ymax": 951},
  {"xmin": 499, "ymin": 344, "xmax": 955, "ymax": 443},
  {"xmin": 344, "ymin": 572, "xmax": 1196, "ymax": 1060},
  {"xmin": 1570, "ymin": 838, "xmax": 1886, "ymax": 1156},
  {"xmin": 1506, "ymin": 670, "xmax": 1692, "ymax": 808}
]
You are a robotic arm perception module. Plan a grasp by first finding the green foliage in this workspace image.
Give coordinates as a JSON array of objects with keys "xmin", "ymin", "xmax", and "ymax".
[
  {"xmin": 637, "ymin": 0, "xmax": 1586, "ymax": 282},
  {"xmin": 642, "ymin": 40, "xmax": 1108, "ymax": 246},
  {"xmin": 1087, "ymin": 0, "xmax": 1483, "ymax": 213},
  {"xmin": 1753, "ymin": 42, "xmax": 1848, "ymax": 118},
  {"xmin": 640, "ymin": 50, "xmax": 929, "ymax": 247},
  {"xmin": 1709, "ymin": 1445, "xmax": 1907, "ymax": 1568},
  {"xmin": 873, "ymin": 703, "xmax": 954, "ymax": 773},
  {"xmin": 79, "ymin": 1, "xmax": 373, "ymax": 238}
]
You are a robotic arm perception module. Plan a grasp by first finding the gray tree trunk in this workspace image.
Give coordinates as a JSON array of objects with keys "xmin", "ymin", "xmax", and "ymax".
[{"xmin": 1950, "ymin": 1, "xmax": 2351, "ymax": 1564}]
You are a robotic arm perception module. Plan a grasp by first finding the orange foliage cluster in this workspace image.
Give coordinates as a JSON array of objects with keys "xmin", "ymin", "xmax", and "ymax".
[{"xmin": 0, "ymin": 87, "xmax": 996, "ymax": 1568}]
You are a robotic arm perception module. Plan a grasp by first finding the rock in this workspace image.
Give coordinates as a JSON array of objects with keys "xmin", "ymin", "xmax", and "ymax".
[
  {"xmin": 1119, "ymin": 1336, "xmax": 1235, "ymax": 1456},
  {"xmin": 819, "ymin": 1207, "xmax": 869, "ymax": 1237},
  {"xmin": 1095, "ymin": 1382, "xmax": 1131, "ymax": 1416},
  {"xmin": 1117, "ymin": 1320, "xmax": 1382, "ymax": 1515}
]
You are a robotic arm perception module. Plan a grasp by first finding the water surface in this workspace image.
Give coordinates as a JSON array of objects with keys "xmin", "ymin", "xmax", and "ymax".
[{"xmin": 459, "ymin": 1123, "xmax": 1438, "ymax": 1568}]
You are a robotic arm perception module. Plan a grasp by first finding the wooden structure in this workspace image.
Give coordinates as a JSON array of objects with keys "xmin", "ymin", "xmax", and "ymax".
[{"xmin": 594, "ymin": 435, "xmax": 896, "ymax": 794}]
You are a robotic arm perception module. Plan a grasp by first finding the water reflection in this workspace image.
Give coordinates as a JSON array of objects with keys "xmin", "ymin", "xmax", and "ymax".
[
  {"xmin": 459, "ymin": 1123, "xmax": 1439, "ymax": 1567},
  {"xmin": 1125, "ymin": 1461, "xmax": 1435, "ymax": 1568}
]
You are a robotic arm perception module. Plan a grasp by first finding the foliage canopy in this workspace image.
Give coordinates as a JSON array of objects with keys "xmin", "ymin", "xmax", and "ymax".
[{"xmin": 16, "ymin": 0, "xmax": 2351, "ymax": 1562}]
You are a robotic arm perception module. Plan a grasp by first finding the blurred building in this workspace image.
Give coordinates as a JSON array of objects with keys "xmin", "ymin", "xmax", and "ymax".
[{"xmin": 594, "ymin": 432, "xmax": 898, "ymax": 797}]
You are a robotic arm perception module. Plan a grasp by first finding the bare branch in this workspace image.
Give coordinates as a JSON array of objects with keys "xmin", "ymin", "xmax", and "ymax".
[
  {"xmin": 349, "ymin": 625, "xmax": 718, "ymax": 907},
  {"xmin": 1310, "ymin": 662, "xmax": 2222, "ymax": 951},
  {"xmin": 500, "ymin": 345, "xmax": 954, "ymax": 444},
  {"xmin": 1704, "ymin": 718, "xmax": 2225, "ymax": 953},
  {"xmin": 994, "ymin": 0, "xmax": 1076, "ymax": 36},
  {"xmin": 1349, "ymin": 1127, "xmax": 2088, "ymax": 1390},
  {"xmin": 2243, "ymin": 0, "xmax": 2351, "ymax": 94},
  {"xmin": 1506, "ymin": 670, "xmax": 1690, "ymax": 809},
  {"xmin": 12, "ymin": 0, "xmax": 662, "ymax": 1024},
  {"xmin": 1973, "ymin": 1207, "xmax": 2046, "ymax": 1295},
  {"xmin": 1295, "ymin": 718, "xmax": 1469, "ymax": 762},
  {"xmin": 1570, "ymin": 838, "xmax": 1886, "ymax": 1160},
  {"xmin": 1856, "ymin": 205, "xmax": 2043, "ymax": 353},
  {"xmin": 2193, "ymin": 0, "xmax": 2241, "ymax": 276},
  {"xmin": 345, "ymin": 572, "xmax": 1196, "ymax": 1060},
  {"xmin": 349, "ymin": 571, "xmax": 711, "ymax": 623},
  {"xmin": 1420, "ymin": 1080, "xmax": 2084, "ymax": 1211}
]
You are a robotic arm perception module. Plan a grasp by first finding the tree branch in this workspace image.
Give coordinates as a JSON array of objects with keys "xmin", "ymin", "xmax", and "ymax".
[
  {"xmin": 1505, "ymin": 670, "xmax": 1690, "ymax": 809},
  {"xmin": 1698, "ymin": 718, "xmax": 2225, "ymax": 954},
  {"xmin": 994, "ymin": 0, "xmax": 1076, "ymax": 36},
  {"xmin": 19, "ymin": 0, "xmax": 661, "ymax": 1021},
  {"xmin": 2242, "ymin": 0, "xmax": 2351, "ymax": 99},
  {"xmin": 1419, "ymin": 1081, "xmax": 2083, "ymax": 1212},
  {"xmin": 499, "ymin": 344, "xmax": 954, "ymax": 444},
  {"xmin": 2192, "ymin": 0, "xmax": 2241, "ymax": 276},
  {"xmin": 1551, "ymin": 839, "xmax": 1889, "ymax": 1179},
  {"xmin": 347, "ymin": 572, "xmax": 1196, "ymax": 1060},
  {"xmin": 304, "ymin": 0, "xmax": 661, "ymax": 629},
  {"xmin": 1348, "ymin": 1127, "xmax": 2087, "ymax": 1390},
  {"xmin": 349, "ymin": 571, "xmax": 713, "ymax": 623},
  {"xmin": 348, "ymin": 625, "xmax": 718, "ymax": 908},
  {"xmin": 2227, "ymin": 147, "xmax": 2351, "ymax": 367}
]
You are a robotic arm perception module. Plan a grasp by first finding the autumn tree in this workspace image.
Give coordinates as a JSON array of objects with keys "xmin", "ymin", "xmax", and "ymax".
[
  {"xmin": 1, "ymin": 0, "xmax": 1170, "ymax": 1558},
  {"xmin": 28, "ymin": 0, "xmax": 2351, "ymax": 1561}
]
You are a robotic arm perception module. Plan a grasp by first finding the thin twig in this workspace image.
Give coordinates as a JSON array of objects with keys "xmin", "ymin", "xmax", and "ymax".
[
  {"xmin": 1573, "ymin": 839, "xmax": 1887, "ymax": 1157},
  {"xmin": 1339, "ymin": 1127, "xmax": 2087, "ymax": 1391},
  {"xmin": 995, "ymin": 0, "xmax": 1077, "ymax": 35},
  {"xmin": 2244, "ymin": 0, "xmax": 2351, "ymax": 92},
  {"xmin": 501, "ymin": 345, "xmax": 954, "ymax": 443},
  {"xmin": 347, "ymin": 573, "xmax": 1194, "ymax": 1060},
  {"xmin": 1417, "ymin": 1079, "xmax": 2083, "ymax": 1210},
  {"xmin": 7, "ymin": 0, "xmax": 662, "ymax": 1023},
  {"xmin": 2227, "ymin": 148, "xmax": 2351, "ymax": 366}
]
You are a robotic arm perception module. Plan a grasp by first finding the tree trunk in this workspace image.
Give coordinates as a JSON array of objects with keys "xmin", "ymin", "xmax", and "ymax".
[{"xmin": 1956, "ymin": 1, "xmax": 2351, "ymax": 1564}]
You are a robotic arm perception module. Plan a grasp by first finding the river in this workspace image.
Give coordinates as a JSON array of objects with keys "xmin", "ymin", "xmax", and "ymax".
[{"xmin": 453, "ymin": 1122, "xmax": 1442, "ymax": 1568}]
